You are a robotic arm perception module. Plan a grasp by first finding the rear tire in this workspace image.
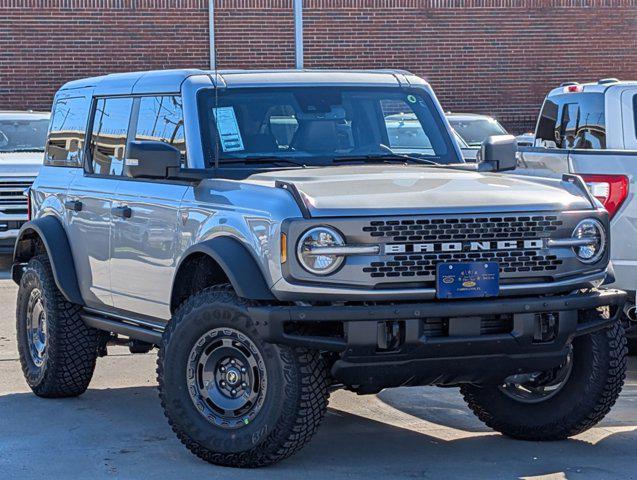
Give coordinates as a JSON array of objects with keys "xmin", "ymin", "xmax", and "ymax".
[
  {"xmin": 157, "ymin": 285, "xmax": 330, "ymax": 468},
  {"xmin": 460, "ymin": 317, "xmax": 627, "ymax": 440},
  {"xmin": 16, "ymin": 255, "xmax": 105, "ymax": 398}
]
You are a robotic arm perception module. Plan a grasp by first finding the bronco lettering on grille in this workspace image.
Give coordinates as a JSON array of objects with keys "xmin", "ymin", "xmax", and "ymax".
[{"xmin": 384, "ymin": 239, "xmax": 544, "ymax": 255}]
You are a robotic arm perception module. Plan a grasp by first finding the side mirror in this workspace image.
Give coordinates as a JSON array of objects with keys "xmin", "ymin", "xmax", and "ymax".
[
  {"xmin": 479, "ymin": 135, "xmax": 517, "ymax": 172},
  {"xmin": 125, "ymin": 140, "xmax": 181, "ymax": 179}
]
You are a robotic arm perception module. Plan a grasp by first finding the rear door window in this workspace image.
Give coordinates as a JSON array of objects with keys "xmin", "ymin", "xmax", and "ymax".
[
  {"xmin": 89, "ymin": 97, "xmax": 134, "ymax": 176},
  {"xmin": 45, "ymin": 96, "xmax": 91, "ymax": 167},
  {"xmin": 536, "ymin": 93, "xmax": 605, "ymax": 149}
]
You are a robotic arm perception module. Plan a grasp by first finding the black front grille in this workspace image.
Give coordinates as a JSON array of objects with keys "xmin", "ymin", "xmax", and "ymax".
[
  {"xmin": 361, "ymin": 215, "xmax": 564, "ymax": 279},
  {"xmin": 0, "ymin": 180, "xmax": 31, "ymax": 214},
  {"xmin": 363, "ymin": 215, "xmax": 563, "ymax": 242},
  {"xmin": 364, "ymin": 250, "xmax": 563, "ymax": 279}
]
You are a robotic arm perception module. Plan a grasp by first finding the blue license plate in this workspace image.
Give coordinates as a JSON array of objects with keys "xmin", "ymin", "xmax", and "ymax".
[{"xmin": 436, "ymin": 262, "xmax": 499, "ymax": 299}]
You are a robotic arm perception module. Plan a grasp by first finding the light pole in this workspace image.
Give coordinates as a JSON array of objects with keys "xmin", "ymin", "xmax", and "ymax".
[
  {"xmin": 209, "ymin": 0, "xmax": 216, "ymax": 70},
  {"xmin": 294, "ymin": 0, "xmax": 303, "ymax": 69}
]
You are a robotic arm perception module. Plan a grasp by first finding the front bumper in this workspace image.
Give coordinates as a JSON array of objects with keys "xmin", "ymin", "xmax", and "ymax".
[
  {"xmin": 250, "ymin": 288, "xmax": 626, "ymax": 390},
  {"xmin": 270, "ymin": 269, "xmax": 608, "ymax": 301}
]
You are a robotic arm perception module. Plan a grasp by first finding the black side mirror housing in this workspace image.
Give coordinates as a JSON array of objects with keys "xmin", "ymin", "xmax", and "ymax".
[
  {"xmin": 479, "ymin": 135, "xmax": 518, "ymax": 172},
  {"xmin": 125, "ymin": 140, "xmax": 182, "ymax": 179}
]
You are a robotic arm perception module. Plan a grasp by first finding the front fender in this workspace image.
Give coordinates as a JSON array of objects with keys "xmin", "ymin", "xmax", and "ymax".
[
  {"xmin": 12, "ymin": 216, "xmax": 84, "ymax": 305},
  {"xmin": 176, "ymin": 236, "xmax": 275, "ymax": 301}
]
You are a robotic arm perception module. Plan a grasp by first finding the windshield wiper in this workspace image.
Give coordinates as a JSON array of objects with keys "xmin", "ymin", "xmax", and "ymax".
[
  {"xmin": 378, "ymin": 144, "xmax": 443, "ymax": 165},
  {"xmin": 333, "ymin": 154, "xmax": 414, "ymax": 165},
  {"xmin": 334, "ymin": 144, "xmax": 441, "ymax": 166},
  {"xmin": 219, "ymin": 156, "xmax": 310, "ymax": 168}
]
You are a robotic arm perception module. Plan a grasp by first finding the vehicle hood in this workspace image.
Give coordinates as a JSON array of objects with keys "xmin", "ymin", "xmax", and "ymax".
[
  {"xmin": 246, "ymin": 165, "xmax": 593, "ymax": 217},
  {"xmin": 0, "ymin": 152, "xmax": 43, "ymax": 178}
]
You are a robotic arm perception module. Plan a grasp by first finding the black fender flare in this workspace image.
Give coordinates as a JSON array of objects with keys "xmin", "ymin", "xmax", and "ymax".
[
  {"xmin": 174, "ymin": 236, "xmax": 275, "ymax": 302},
  {"xmin": 12, "ymin": 216, "xmax": 84, "ymax": 305}
]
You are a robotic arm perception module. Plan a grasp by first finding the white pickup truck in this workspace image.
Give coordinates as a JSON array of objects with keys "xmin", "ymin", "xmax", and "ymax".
[
  {"xmin": 0, "ymin": 111, "xmax": 49, "ymax": 254},
  {"xmin": 517, "ymin": 78, "xmax": 637, "ymax": 342}
]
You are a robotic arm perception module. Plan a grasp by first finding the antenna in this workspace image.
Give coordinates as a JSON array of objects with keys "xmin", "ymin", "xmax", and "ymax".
[{"xmin": 209, "ymin": 0, "xmax": 220, "ymax": 170}]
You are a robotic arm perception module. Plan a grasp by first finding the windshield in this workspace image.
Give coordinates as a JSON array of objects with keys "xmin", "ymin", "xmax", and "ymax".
[
  {"xmin": 451, "ymin": 128, "xmax": 469, "ymax": 148},
  {"xmin": 198, "ymin": 87, "xmax": 460, "ymax": 167},
  {"xmin": 0, "ymin": 118, "xmax": 49, "ymax": 153},
  {"xmin": 448, "ymin": 117, "xmax": 507, "ymax": 147}
]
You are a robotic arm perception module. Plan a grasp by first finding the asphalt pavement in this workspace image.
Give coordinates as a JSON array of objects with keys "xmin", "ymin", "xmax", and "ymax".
[{"xmin": 0, "ymin": 254, "xmax": 635, "ymax": 479}]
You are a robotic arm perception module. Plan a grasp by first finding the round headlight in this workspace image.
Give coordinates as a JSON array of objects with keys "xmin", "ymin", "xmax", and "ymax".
[
  {"xmin": 572, "ymin": 219, "xmax": 606, "ymax": 264},
  {"xmin": 297, "ymin": 227, "xmax": 345, "ymax": 275}
]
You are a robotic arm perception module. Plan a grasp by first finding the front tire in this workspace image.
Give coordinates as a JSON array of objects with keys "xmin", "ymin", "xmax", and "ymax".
[
  {"xmin": 16, "ymin": 255, "xmax": 105, "ymax": 397},
  {"xmin": 460, "ymin": 317, "xmax": 627, "ymax": 440},
  {"xmin": 157, "ymin": 286, "xmax": 330, "ymax": 468}
]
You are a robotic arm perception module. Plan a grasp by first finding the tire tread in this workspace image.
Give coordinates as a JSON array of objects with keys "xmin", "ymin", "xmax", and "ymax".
[
  {"xmin": 460, "ymin": 319, "xmax": 627, "ymax": 441},
  {"xmin": 157, "ymin": 285, "xmax": 330, "ymax": 468},
  {"xmin": 17, "ymin": 255, "xmax": 103, "ymax": 398}
]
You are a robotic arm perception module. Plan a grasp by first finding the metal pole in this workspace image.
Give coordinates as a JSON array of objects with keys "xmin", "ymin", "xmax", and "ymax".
[
  {"xmin": 294, "ymin": 0, "xmax": 303, "ymax": 69},
  {"xmin": 209, "ymin": 0, "xmax": 216, "ymax": 70}
]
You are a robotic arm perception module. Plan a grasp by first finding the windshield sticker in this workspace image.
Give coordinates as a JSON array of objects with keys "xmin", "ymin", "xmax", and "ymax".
[
  {"xmin": 212, "ymin": 107, "xmax": 244, "ymax": 152},
  {"xmin": 406, "ymin": 94, "xmax": 417, "ymax": 104}
]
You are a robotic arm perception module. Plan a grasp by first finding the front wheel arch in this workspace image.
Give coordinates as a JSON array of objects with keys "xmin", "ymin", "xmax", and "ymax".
[
  {"xmin": 170, "ymin": 237, "xmax": 275, "ymax": 313},
  {"xmin": 12, "ymin": 216, "xmax": 84, "ymax": 306}
]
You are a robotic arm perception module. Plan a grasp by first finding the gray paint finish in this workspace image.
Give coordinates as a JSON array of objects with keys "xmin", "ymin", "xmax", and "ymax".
[
  {"xmin": 27, "ymin": 68, "xmax": 609, "ymax": 318},
  {"xmin": 246, "ymin": 165, "xmax": 592, "ymax": 216}
]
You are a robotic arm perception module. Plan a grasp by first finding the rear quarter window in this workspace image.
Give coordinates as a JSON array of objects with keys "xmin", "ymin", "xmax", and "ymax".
[
  {"xmin": 45, "ymin": 95, "xmax": 91, "ymax": 167},
  {"xmin": 536, "ymin": 92, "xmax": 605, "ymax": 149}
]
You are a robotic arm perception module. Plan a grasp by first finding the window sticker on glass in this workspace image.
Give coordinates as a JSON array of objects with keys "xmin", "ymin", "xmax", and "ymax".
[{"xmin": 212, "ymin": 106, "xmax": 244, "ymax": 152}]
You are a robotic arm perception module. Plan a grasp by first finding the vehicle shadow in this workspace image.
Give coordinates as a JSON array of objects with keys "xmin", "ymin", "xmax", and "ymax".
[
  {"xmin": 0, "ymin": 385, "xmax": 635, "ymax": 479},
  {"xmin": 376, "ymin": 376, "xmax": 637, "ymax": 431}
]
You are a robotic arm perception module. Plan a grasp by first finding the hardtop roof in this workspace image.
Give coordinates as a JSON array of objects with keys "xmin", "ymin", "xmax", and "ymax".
[
  {"xmin": 548, "ymin": 80, "xmax": 637, "ymax": 97},
  {"xmin": 58, "ymin": 68, "xmax": 426, "ymax": 96}
]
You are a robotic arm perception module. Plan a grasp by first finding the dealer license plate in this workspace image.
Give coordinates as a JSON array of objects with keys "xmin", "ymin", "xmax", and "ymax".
[{"xmin": 436, "ymin": 262, "xmax": 499, "ymax": 299}]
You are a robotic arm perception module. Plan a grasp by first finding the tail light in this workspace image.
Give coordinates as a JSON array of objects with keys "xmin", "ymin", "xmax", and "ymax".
[
  {"xmin": 580, "ymin": 174, "xmax": 629, "ymax": 219},
  {"xmin": 563, "ymin": 84, "xmax": 584, "ymax": 93}
]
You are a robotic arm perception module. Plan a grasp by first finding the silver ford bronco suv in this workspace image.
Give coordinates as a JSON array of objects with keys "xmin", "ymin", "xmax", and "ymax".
[{"xmin": 12, "ymin": 69, "xmax": 628, "ymax": 468}]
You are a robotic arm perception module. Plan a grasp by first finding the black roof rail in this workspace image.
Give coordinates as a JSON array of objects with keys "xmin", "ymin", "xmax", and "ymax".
[
  {"xmin": 560, "ymin": 81, "xmax": 579, "ymax": 87},
  {"xmin": 599, "ymin": 78, "xmax": 619, "ymax": 85}
]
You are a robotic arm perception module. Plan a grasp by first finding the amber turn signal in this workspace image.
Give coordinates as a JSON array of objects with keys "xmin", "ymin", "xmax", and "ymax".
[{"xmin": 281, "ymin": 233, "xmax": 287, "ymax": 263}]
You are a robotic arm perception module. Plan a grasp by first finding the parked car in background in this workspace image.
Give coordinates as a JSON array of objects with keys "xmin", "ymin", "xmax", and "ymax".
[
  {"xmin": 515, "ymin": 132, "xmax": 535, "ymax": 147},
  {"xmin": 384, "ymin": 112, "xmax": 478, "ymax": 161},
  {"xmin": 516, "ymin": 78, "xmax": 637, "ymax": 346},
  {"xmin": 447, "ymin": 112, "xmax": 509, "ymax": 148},
  {"xmin": 0, "ymin": 111, "xmax": 49, "ymax": 254},
  {"xmin": 452, "ymin": 128, "xmax": 478, "ymax": 161}
]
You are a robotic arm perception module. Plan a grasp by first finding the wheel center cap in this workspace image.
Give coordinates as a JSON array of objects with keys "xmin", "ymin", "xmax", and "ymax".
[{"xmin": 225, "ymin": 369, "xmax": 240, "ymax": 385}]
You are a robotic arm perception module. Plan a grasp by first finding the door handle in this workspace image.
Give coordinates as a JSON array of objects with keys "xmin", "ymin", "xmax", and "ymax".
[
  {"xmin": 64, "ymin": 200, "xmax": 83, "ymax": 212},
  {"xmin": 111, "ymin": 206, "xmax": 132, "ymax": 219}
]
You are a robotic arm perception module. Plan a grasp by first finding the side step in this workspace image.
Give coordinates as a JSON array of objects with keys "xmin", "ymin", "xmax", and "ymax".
[{"xmin": 81, "ymin": 308, "xmax": 165, "ymax": 345}]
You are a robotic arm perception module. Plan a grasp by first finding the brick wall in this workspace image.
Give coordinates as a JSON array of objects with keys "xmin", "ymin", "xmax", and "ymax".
[
  {"xmin": 1, "ymin": 0, "xmax": 637, "ymax": 133},
  {"xmin": 0, "ymin": 0, "xmax": 210, "ymax": 112}
]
